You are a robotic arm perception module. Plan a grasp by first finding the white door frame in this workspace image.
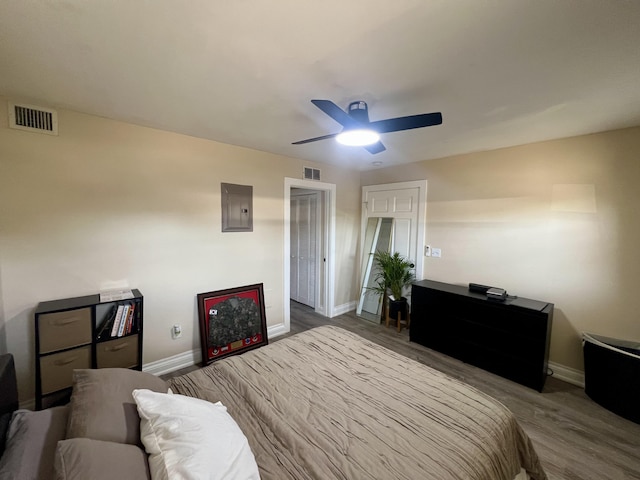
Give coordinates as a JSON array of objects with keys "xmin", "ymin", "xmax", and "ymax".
[
  {"xmin": 283, "ymin": 178, "xmax": 336, "ymax": 333},
  {"xmin": 361, "ymin": 180, "xmax": 428, "ymax": 281}
]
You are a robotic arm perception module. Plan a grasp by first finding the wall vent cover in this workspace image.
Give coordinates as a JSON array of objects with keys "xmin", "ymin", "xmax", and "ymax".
[
  {"xmin": 303, "ymin": 167, "xmax": 321, "ymax": 181},
  {"xmin": 8, "ymin": 102, "xmax": 58, "ymax": 135}
]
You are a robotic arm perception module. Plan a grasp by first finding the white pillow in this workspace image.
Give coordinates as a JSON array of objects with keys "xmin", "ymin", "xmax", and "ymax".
[{"xmin": 132, "ymin": 389, "xmax": 260, "ymax": 480}]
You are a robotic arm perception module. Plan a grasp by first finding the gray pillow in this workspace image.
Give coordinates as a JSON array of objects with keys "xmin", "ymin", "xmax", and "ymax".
[
  {"xmin": 55, "ymin": 438, "xmax": 150, "ymax": 480},
  {"xmin": 0, "ymin": 406, "xmax": 69, "ymax": 480},
  {"xmin": 66, "ymin": 368, "xmax": 167, "ymax": 445}
]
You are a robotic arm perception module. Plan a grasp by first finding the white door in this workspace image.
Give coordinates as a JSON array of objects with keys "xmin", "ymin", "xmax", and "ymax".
[
  {"xmin": 357, "ymin": 181, "xmax": 427, "ymax": 319},
  {"xmin": 290, "ymin": 192, "xmax": 318, "ymax": 307}
]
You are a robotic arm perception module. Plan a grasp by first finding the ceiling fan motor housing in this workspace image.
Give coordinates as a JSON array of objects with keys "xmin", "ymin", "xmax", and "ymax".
[{"xmin": 347, "ymin": 101, "xmax": 370, "ymax": 124}]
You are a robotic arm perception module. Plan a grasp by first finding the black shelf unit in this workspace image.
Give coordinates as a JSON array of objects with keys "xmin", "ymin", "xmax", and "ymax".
[{"xmin": 34, "ymin": 289, "xmax": 143, "ymax": 409}]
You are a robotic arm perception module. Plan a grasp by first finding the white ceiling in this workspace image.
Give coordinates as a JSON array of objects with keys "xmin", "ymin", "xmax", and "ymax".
[{"xmin": 1, "ymin": 1, "xmax": 639, "ymax": 171}]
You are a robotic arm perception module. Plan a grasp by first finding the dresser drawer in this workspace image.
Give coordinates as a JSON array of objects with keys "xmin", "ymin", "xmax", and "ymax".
[
  {"xmin": 40, "ymin": 346, "xmax": 91, "ymax": 394},
  {"xmin": 38, "ymin": 308, "xmax": 92, "ymax": 354},
  {"xmin": 96, "ymin": 335, "xmax": 139, "ymax": 369}
]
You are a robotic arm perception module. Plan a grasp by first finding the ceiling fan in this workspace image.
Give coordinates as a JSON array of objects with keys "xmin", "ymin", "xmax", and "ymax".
[{"xmin": 292, "ymin": 100, "xmax": 442, "ymax": 154}]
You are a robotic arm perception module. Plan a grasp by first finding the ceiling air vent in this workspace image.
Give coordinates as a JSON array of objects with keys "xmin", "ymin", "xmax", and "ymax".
[
  {"xmin": 303, "ymin": 167, "xmax": 321, "ymax": 181},
  {"xmin": 8, "ymin": 102, "xmax": 58, "ymax": 135}
]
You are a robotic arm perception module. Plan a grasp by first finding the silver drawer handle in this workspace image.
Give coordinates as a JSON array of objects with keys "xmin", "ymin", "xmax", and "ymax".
[
  {"xmin": 107, "ymin": 343, "xmax": 129, "ymax": 352},
  {"xmin": 54, "ymin": 356, "xmax": 78, "ymax": 366},
  {"xmin": 50, "ymin": 317, "xmax": 81, "ymax": 326}
]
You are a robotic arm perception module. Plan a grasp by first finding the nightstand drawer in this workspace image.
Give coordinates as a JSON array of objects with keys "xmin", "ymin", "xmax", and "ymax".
[
  {"xmin": 39, "ymin": 308, "xmax": 92, "ymax": 354},
  {"xmin": 40, "ymin": 346, "xmax": 91, "ymax": 394},
  {"xmin": 96, "ymin": 335, "xmax": 139, "ymax": 369}
]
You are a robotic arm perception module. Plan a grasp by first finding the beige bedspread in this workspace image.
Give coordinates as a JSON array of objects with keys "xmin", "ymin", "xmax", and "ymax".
[{"xmin": 169, "ymin": 326, "xmax": 547, "ymax": 480}]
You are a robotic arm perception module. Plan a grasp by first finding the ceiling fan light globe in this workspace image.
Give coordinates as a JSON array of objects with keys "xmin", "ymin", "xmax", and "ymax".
[{"xmin": 336, "ymin": 129, "xmax": 379, "ymax": 146}]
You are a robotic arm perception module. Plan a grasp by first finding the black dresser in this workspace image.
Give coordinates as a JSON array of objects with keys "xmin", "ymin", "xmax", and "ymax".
[{"xmin": 410, "ymin": 280, "xmax": 553, "ymax": 391}]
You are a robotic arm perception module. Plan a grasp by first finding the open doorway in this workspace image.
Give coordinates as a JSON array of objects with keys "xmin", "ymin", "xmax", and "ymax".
[
  {"xmin": 283, "ymin": 178, "xmax": 336, "ymax": 334},
  {"xmin": 290, "ymin": 188, "xmax": 320, "ymax": 308}
]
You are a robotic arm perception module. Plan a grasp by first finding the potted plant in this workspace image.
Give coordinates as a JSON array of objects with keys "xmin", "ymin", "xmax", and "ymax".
[{"xmin": 369, "ymin": 251, "xmax": 416, "ymax": 322}]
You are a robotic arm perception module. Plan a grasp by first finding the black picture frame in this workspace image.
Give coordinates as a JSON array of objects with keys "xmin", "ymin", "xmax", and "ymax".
[{"xmin": 197, "ymin": 283, "xmax": 268, "ymax": 366}]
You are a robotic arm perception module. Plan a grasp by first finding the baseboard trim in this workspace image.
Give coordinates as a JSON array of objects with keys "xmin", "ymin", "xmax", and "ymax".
[
  {"xmin": 333, "ymin": 301, "xmax": 356, "ymax": 317},
  {"xmin": 143, "ymin": 323, "xmax": 290, "ymax": 376},
  {"xmin": 548, "ymin": 361, "xmax": 584, "ymax": 388},
  {"xmin": 268, "ymin": 323, "xmax": 288, "ymax": 339},
  {"xmin": 143, "ymin": 349, "xmax": 201, "ymax": 376}
]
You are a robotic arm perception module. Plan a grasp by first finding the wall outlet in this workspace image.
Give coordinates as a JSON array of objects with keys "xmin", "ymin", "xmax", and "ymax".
[
  {"xmin": 431, "ymin": 247, "xmax": 442, "ymax": 258},
  {"xmin": 172, "ymin": 324, "xmax": 182, "ymax": 339}
]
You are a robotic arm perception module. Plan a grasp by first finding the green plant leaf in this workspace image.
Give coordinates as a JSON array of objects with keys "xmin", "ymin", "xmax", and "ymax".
[{"xmin": 366, "ymin": 250, "xmax": 416, "ymax": 300}]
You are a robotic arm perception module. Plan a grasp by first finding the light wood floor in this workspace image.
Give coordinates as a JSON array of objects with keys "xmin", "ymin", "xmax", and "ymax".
[{"xmin": 169, "ymin": 301, "xmax": 640, "ymax": 480}]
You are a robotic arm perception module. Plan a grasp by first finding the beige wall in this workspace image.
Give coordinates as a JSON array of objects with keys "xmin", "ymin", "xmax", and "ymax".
[
  {"xmin": 362, "ymin": 126, "xmax": 640, "ymax": 371},
  {"xmin": 3, "ymin": 93, "xmax": 637, "ymax": 399},
  {"xmin": 0, "ymin": 98, "xmax": 361, "ymax": 402}
]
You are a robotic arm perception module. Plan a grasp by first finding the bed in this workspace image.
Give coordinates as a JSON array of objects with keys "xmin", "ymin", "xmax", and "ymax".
[
  {"xmin": 0, "ymin": 326, "xmax": 547, "ymax": 480},
  {"xmin": 169, "ymin": 326, "xmax": 547, "ymax": 480}
]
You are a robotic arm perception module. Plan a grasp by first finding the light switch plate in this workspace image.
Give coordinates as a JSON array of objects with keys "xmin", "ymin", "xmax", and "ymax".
[{"xmin": 172, "ymin": 324, "xmax": 182, "ymax": 339}]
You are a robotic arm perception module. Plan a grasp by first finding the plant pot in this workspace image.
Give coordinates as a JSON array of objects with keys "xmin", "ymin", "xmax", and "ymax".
[{"xmin": 388, "ymin": 297, "xmax": 408, "ymax": 321}]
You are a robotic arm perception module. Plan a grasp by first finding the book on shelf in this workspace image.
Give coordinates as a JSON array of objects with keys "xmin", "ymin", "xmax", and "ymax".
[
  {"xmin": 117, "ymin": 305, "xmax": 130, "ymax": 337},
  {"xmin": 96, "ymin": 301, "xmax": 138, "ymax": 340},
  {"xmin": 96, "ymin": 304, "xmax": 118, "ymax": 340},
  {"xmin": 125, "ymin": 303, "xmax": 136, "ymax": 335},
  {"xmin": 110, "ymin": 305, "xmax": 125, "ymax": 337}
]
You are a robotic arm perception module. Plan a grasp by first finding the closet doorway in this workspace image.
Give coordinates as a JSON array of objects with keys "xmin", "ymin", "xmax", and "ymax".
[
  {"xmin": 283, "ymin": 178, "xmax": 336, "ymax": 335},
  {"xmin": 290, "ymin": 189, "xmax": 320, "ymax": 308}
]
